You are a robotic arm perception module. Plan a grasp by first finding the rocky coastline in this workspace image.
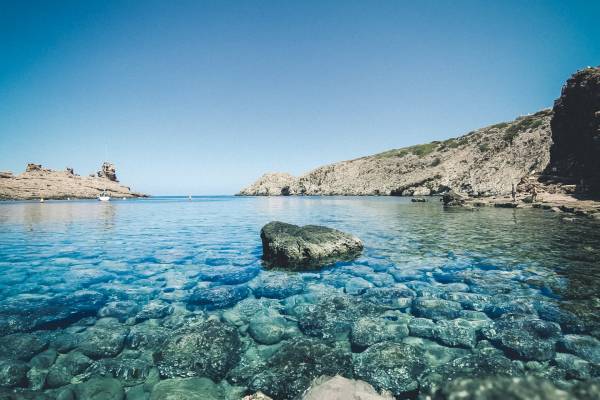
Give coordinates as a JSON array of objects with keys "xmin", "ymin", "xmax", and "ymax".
[
  {"xmin": 0, "ymin": 162, "xmax": 146, "ymax": 200},
  {"xmin": 238, "ymin": 66, "xmax": 600, "ymax": 219}
]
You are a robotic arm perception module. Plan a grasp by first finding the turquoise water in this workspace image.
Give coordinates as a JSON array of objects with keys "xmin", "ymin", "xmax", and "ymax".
[{"xmin": 0, "ymin": 196, "xmax": 599, "ymax": 399}]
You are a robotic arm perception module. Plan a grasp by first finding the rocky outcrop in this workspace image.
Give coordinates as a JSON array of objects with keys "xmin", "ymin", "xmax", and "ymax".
[
  {"xmin": 0, "ymin": 162, "xmax": 145, "ymax": 200},
  {"xmin": 544, "ymin": 66, "xmax": 600, "ymax": 193},
  {"xmin": 98, "ymin": 162, "xmax": 118, "ymax": 182},
  {"xmin": 260, "ymin": 221, "xmax": 363, "ymax": 270},
  {"xmin": 239, "ymin": 110, "xmax": 552, "ymax": 197}
]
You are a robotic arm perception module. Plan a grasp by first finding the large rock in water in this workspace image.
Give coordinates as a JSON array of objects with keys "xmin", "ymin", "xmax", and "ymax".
[
  {"xmin": 260, "ymin": 221, "xmax": 363, "ymax": 269},
  {"xmin": 546, "ymin": 66, "xmax": 600, "ymax": 192}
]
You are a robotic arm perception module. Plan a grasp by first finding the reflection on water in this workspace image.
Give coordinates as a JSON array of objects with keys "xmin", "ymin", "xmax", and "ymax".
[{"xmin": 0, "ymin": 197, "xmax": 598, "ymax": 398}]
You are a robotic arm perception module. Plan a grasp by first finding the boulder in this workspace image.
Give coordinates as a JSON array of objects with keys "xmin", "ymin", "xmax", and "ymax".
[
  {"xmin": 155, "ymin": 319, "xmax": 242, "ymax": 381},
  {"xmin": 442, "ymin": 190, "xmax": 466, "ymax": 206},
  {"xmin": 260, "ymin": 221, "xmax": 363, "ymax": 269},
  {"xmin": 249, "ymin": 337, "xmax": 353, "ymax": 400},
  {"xmin": 150, "ymin": 377, "xmax": 223, "ymax": 400},
  {"xmin": 353, "ymin": 342, "xmax": 426, "ymax": 397},
  {"xmin": 482, "ymin": 314, "xmax": 562, "ymax": 361}
]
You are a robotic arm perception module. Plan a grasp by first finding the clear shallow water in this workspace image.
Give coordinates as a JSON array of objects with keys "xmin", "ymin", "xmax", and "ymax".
[{"xmin": 0, "ymin": 196, "xmax": 599, "ymax": 399}]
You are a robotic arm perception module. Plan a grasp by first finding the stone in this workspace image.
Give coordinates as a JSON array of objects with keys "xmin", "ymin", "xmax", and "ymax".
[
  {"xmin": 252, "ymin": 273, "xmax": 305, "ymax": 299},
  {"xmin": 248, "ymin": 314, "xmax": 287, "ymax": 345},
  {"xmin": 155, "ymin": 319, "xmax": 242, "ymax": 381},
  {"xmin": 97, "ymin": 301, "xmax": 140, "ymax": 321},
  {"xmin": 554, "ymin": 352, "xmax": 592, "ymax": 380},
  {"xmin": 77, "ymin": 323, "xmax": 128, "ymax": 359},
  {"xmin": 0, "ymin": 359, "xmax": 29, "ymax": 388},
  {"xmin": 292, "ymin": 293, "xmax": 383, "ymax": 341},
  {"xmin": 134, "ymin": 300, "xmax": 173, "ymax": 322},
  {"xmin": 196, "ymin": 265, "xmax": 259, "ymax": 285},
  {"xmin": 363, "ymin": 287, "xmax": 414, "ymax": 309},
  {"xmin": 442, "ymin": 191, "xmax": 466, "ymax": 206},
  {"xmin": 46, "ymin": 351, "xmax": 93, "ymax": 388},
  {"xmin": 534, "ymin": 301, "xmax": 585, "ymax": 333},
  {"xmin": 412, "ymin": 298, "xmax": 462, "ymax": 320},
  {"xmin": 302, "ymin": 375, "xmax": 393, "ymax": 400},
  {"xmin": 188, "ymin": 284, "xmax": 249, "ymax": 310},
  {"xmin": 73, "ymin": 377, "xmax": 124, "ymax": 400},
  {"xmin": 350, "ymin": 317, "xmax": 408, "ymax": 349},
  {"xmin": 345, "ymin": 277, "xmax": 373, "ymax": 295},
  {"xmin": 149, "ymin": 377, "xmax": 223, "ymax": 400},
  {"xmin": 354, "ymin": 341, "xmax": 426, "ymax": 397},
  {"xmin": 249, "ymin": 337, "xmax": 353, "ymax": 400},
  {"xmin": 125, "ymin": 323, "xmax": 170, "ymax": 350},
  {"xmin": 260, "ymin": 221, "xmax": 363, "ymax": 269},
  {"xmin": 428, "ymin": 376, "xmax": 572, "ymax": 400},
  {"xmin": 482, "ymin": 314, "xmax": 562, "ymax": 361},
  {"xmin": 0, "ymin": 332, "xmax": 48, "ymax": 361},
  {"xmin": 85, "ymin": 357, "xmax": 154, "ymax": 386},
  {"xmin": 432, "ymin": 318, "xmax": 478, "ymax": 349},
  {"xmin": 557, "ymin": 334, "xmax": 600, "ymax": 363},
  {"xmin": 419, "ymin": 352, "xmax": 522, "ymax": 396}
]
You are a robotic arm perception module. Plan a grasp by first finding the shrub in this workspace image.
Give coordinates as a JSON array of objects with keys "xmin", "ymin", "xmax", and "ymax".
[{"xmin": 478, "ymin": 143, "xmax": 490, "ymax": 152}]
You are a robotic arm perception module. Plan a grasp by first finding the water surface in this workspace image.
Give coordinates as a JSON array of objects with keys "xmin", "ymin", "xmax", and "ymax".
[{"xmin": 0, "ymin": 197, "xmax": 599, "ymax": 398}]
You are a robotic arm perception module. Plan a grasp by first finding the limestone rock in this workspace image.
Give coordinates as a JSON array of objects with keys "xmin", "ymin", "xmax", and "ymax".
[{"xmin": 260, "ymin": 221, "xmax": 363, "ymax": 269}]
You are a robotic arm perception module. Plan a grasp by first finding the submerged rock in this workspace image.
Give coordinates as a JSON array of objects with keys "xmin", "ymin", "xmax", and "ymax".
[
  {"xmin": 73, "ymin": 377, "xmax": 124, "ymax": 400},
  {"xmin": 251, "ymin": 273, "xmax": 305, "ymax": 299},
  {"xmin": 412, "ymin": 298, "xmax": 462, "ymax": 320},
  {"xmin": 419, "ymin": 352, "xmax": 522, "ymax": 396},
  {"xmin": 188, "ymin": 284, "xmax": 249, "ymax": 310},
  {"xmin": 0, "ymin": 332, "xmax": 48, "ymax": 361},
  {"xmin": 0, "ymin": 359, "xmax": 29, "ymax": 388},
  {"xmin": 260, "ymin": 221, "xmax": 363, "ymax": 269},
  {"xmin": 292, "ymin": 293, "xmax": 383, "ymax": 341},
  {"xmin": 350, "ymin": 317, "xmax": 409, "ymax": 349},
  {"xmin": 482, "ymin": 314, "xmax": 562, "ymax": 361},
  {"xmin": 249, "ymin": 337, "xmax": 353, "ymax": 400},
  {"xmin": 155, "ymin": 319, "xmax": 241, "ymax": 381},
  {"xmin": 353, "ymin": 341, "xmax": 426, "ymax": 397},
  {"xmin": 46, "ymin": 351, "xmax": 93, "ymax": 388},
  {"xmin": 150, "ymin": 377, "xmax": 223, "ymax": 400},
  {"xmin": 557, "ymin": 334, "xmax": 600, "ymax": 363},
  {"xmin": 77, "ymin": 323, "xmax": 129, "ymax": 359},
  {"xmin": 427, "ymin": 375, "xmax": 600, "ymax": 400}
]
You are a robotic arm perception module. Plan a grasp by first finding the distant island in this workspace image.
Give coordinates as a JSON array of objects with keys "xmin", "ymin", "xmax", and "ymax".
[
  {"xmin": 239, "ymin": 66, "xmax": 600, "ymax": 217},
  {"xmin": 0, "ymin": 162, "xmax": 146, "ymax": 200}
]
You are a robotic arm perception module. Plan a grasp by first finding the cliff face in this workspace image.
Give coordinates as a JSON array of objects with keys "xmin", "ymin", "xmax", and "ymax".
[
  {"xmin": 239, "ymin": 110, "xmax": 552, "ymax": 197},
  {"xmin": 0, "ymin": 162, "xmax": 146, "ymax": 200},
  {"xmin": 545, "ymin": 67, "xmax": 600, "ymax": 192}
]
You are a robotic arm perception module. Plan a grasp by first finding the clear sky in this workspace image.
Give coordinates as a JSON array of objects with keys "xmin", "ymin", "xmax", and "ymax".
[{"xmin": 1, "ymin": 1, "xmax": 599, "ymax": 195}]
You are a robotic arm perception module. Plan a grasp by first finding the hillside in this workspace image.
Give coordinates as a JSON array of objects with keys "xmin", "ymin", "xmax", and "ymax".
[{"xmin": 239, "ymin": 109, "xmax": 552, "ymax": 197}]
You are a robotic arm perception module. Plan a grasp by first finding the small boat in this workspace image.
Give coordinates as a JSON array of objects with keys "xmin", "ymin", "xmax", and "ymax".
[
  {"xmin": 39, "ymin": 198, "xmax": 44, "ymax": 203},
  {"xmin": 98, "ymin": 190, "xmax": 110, "ymax": 202}
]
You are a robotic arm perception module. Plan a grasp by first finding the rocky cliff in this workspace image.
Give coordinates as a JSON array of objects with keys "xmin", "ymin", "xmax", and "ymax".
[
  {"xmin": 543, "ymin": 67, "xmax": 600, "ymax": 193},
  {"xmin": 239, "ymin": 110, "xmax": 553, "ymax": 197},
  {"xmin": 0, "ymin": 162, "xmax": 146, "ymax": 200},
  {"xmin": 240, "ymin": 66, "xmax": 600, "ymax": 198}
]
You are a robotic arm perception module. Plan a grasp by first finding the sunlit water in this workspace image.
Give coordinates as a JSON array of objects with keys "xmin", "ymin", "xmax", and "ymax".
[{"xmin": 0, "ymin": 197, "xmax": 599, "ymax": 399}]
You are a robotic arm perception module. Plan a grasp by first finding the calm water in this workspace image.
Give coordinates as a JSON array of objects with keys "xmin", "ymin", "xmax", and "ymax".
[{"xmin": 0, "ymin": 196, "xmax": 599, "ymax": 399}]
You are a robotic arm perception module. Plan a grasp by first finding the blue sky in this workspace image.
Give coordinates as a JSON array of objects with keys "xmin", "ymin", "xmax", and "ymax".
[{"xmin": 1, "ymin": 1, "xmax": 599, "ymax": 195}]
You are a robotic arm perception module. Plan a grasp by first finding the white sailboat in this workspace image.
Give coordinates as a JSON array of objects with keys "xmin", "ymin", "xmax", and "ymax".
[{"xmin": 98, "ymin": 190, "xmax": 110, "ymax": 202}]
